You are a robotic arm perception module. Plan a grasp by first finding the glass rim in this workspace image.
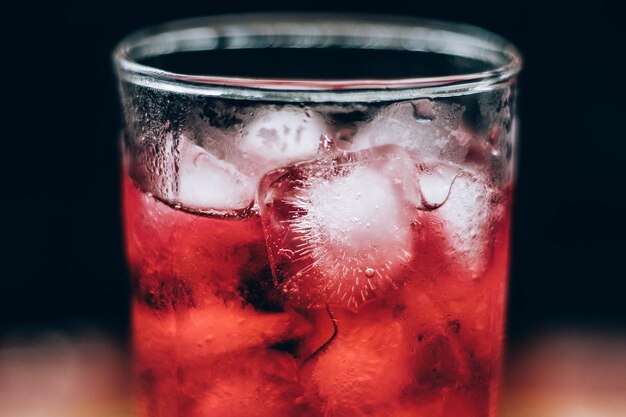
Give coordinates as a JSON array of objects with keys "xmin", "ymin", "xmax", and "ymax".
[{"xmin": 113, "ymin": 13, "xmax": 523, "ymax": 103}]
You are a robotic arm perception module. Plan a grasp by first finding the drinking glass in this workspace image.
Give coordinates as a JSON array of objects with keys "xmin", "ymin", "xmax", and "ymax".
[{"xmin": 113, "ymin": 14, "xmax": 521, "ymax": 417}]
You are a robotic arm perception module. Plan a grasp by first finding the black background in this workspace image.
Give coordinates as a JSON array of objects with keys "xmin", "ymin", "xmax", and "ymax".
[{"xmin": 1, "ymin": 0, "xmax": 624, "ymax": 346}]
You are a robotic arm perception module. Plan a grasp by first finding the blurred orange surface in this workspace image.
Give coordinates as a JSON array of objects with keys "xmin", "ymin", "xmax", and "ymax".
[
  {"xmin": 1, "ymin": 328, "xmax": 625, "ymax": 417},
  {"xmin": 0, "ymin": 332, "xmax": 133, "ymax": 417},
  {"xmin": 502, "ymin": 330, "xmax": 626, "ymax": 417}
]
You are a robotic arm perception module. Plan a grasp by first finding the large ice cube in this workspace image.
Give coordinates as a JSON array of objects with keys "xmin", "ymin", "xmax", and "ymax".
[{"xmin": 258, "ymin": 143, "xmax": 417, "ymax": 311}]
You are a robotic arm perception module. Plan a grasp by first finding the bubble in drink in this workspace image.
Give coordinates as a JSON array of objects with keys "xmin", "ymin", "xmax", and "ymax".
[{"xmin": 258, "ymin": 140, "xmax": 417, "ymax": 310}]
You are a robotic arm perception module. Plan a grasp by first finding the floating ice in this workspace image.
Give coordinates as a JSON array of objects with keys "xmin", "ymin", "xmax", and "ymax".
[
  {"xmin": 238, "ymin": 108, "xmax": 324, "ymax": 168},
  {"xmin": 190, "ymin": 351, "xmax": 302, "ymax": 417},
  {"xmin": 175, "ymin": 139, "xmax": 255, "ymax": 211},
  {"xmin": 417, "ymin": 163, "xmax": 463, "ymax": 208},
  {"xmin": 175, "ymin": 302, "xmax": 311, "ymax": 360},
  {"xmin": 303, "ymin": 308, "xmax": 412, "ymax": 417},
  {"xmin": 258, "ymin": 143, "xmax": 416, "ymax": 310},
  {"xmin": 350, "ymin": 100, "xmax": 466, "ymax": 161},
  {"xmin": 293, "ymin": 165, "xmax": 409, "ymax": 262},
  {"xmin": 424, "ymin": 168, "xmax": 494, "ymax": 278}
]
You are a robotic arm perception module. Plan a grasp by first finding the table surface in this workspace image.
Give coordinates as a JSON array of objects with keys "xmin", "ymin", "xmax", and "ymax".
[{"xmin": 1, "ymin": 329, "xmax": 625, "ymax": 417}]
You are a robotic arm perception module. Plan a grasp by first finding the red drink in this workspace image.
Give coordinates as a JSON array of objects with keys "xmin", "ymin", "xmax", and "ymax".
[
  {"xmin": 114, "ymin": 15, "xmax": 521, "ymax": 417},
  {"xmin": 124, "ymin": 139, "xmax": 512, "ymax": 417}
]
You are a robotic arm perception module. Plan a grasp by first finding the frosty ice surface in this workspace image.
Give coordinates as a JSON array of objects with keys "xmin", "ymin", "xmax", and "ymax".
[{"xmin": 258, "ymin": 141, "xmax": 417, "ymax": 310}]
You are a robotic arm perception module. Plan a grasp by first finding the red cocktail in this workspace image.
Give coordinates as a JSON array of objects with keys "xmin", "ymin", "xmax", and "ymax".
[
  {"xmin": 124, "ymin": 138, "xmax": 512, "ymax": 417},
  {"xmin": 114, "ymin": 14, "xmax": 520, "ymax": 417}
]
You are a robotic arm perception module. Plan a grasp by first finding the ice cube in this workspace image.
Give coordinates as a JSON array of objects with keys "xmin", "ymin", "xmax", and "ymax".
[
  {"xmin": 238, "ymin": 107, "xmax": 324, "ymax": 168},
  {"xmin": 135, "ymin": 367, "xmax": 177, "ymax": 417},
  {"xmin": 417, "ymin": 162, "xmax": 463, "ymax": 209},
  {"xmin": 188, "ymin": 351, "xmax": 305, "ymax": 417},
  {"xmin": 127, "ymin": 177, "xmax": 274, "ymax": 311},
  {"xmin": 391, "ymin": 291, "xmax": 475, "ymax": 409},
  {"xmin": 132, "ymin": 302, "xmax": 176, "ymax": 371},
  {"xmin": 174, "ymin": 139, "xmax": 255, "ymax": 211},
  {"xmin": 134, "ymin": 291, "xmax": 311, "ymax": 368},
  {"xmin": 422, "ymin": 168, "xmax": 495, "ymax": 279},
  {"xmin": 301, "ymin": 305, "xmax": 413, "ymax": 417},
  {"xmin": 414, "ymin": 332, "xmax": 462, "ymax": 389},
  {"xmin": 175, "ymin": 301, "xmax": 311, "ymax": 363},
  {"xmin": 258, "ymin": 144, "xmax": 417, "ymax": 310},
  {"xmin": 350, "ymin": 100, "xmax": 466, "ymax": 161}
]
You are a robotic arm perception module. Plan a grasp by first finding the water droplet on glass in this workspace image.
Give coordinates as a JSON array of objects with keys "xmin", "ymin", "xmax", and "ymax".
[{"xmin": 487, "ymin": 125, "xmax": 502, "ymax": 156}]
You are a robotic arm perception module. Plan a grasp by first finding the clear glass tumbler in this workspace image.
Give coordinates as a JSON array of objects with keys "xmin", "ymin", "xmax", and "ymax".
[{"xmin": 113, "ymin": 14, "xmax": 521, "ymax": 417}]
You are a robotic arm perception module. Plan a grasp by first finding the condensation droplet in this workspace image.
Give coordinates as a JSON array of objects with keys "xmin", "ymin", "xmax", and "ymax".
[
  {"xmin": 487, "ymin": 125, "xmax": 502, "ymax": 156},
  {"xmin": 365, "ymin": 268, "xmax": 375, "ymax": 277}
]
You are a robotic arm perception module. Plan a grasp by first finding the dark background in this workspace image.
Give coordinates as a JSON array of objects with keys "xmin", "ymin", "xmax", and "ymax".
[{"xmin": 1, "ymin": 1, "xmax": 624, "ymax": 346}]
